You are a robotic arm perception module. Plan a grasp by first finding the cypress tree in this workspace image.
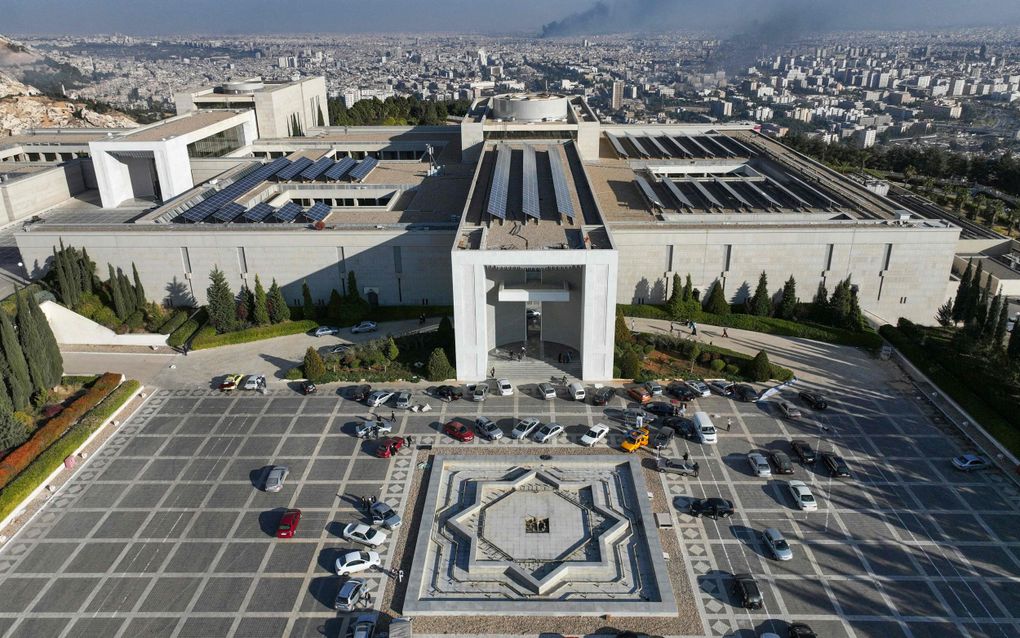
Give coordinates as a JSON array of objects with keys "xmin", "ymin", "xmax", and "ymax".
[
  {"xmin": 748, "ymin": 271, "xmax": 771, "ymax": 316},
  {"xmin": 15, "ymin": 288, "xmax": 49, "ymax": 394},
  {"xmin": 983, "ymin": 292, "xmax": 1002, "ymax": 342},
  {"xmin": 666, "ymin": 273, "xmax": 684, "ymax": 319},
  {"xmin": 847, "ymin": 287, "xmax": 865, "ymax": 332},
  {"xmin": 346, "ymin": 271, "xmax": 362, "ymax": 302},
  {"xmin": 235, "ymin": 286, "xmax": 253, "ymax": 325},
  {"xmin": 1008, "ymin": 319, "xmax": 1020, "ymax": 363},
  {"xmin": 0, "ymin": 357, "xmax": 13, "ymax": 415},
  {"xmin": 811, "ymin": 280, "xmax": 829, "ymax": 322},
  {"xmin": 62, "ymin": 243, "xmax": 82, "ymax": 304},
  {"xmin": 79, "ymin": 247, "xmax": 95, "ymax": 294},
  {"xmin": 993, "ymin": 300, "xmax": 1009, "ymax": 347},
  {"xmin": 682, "ymin": 274, "xmax": 693, "ymax": 302},
  {"xmin": 52, "ymin": 246, "xmax": 73, "ymax": 307},
  {"xmin": 704, "ymin": 280, "xmax": 730, "ymax": 315},
  {"xmin": 747, "ymin": 350, "xmax": 773, "ymax": 382},
  {"xmin": 206, "ymin": 267, "xmax": 236, "ymax": 333},
  {"xmin": 132, "ymin": 263, "xmax": 146, "ymax": 309},
  {"xmin": 26, "ymin": 289, "xmax": 62, "ymax": 387},
  {"xmin": 327, "ymin": 289, "xmax": 344, "ymax": 322},
  {"xmin": 778, "ymin": 276, "xmax": 798, "ymax": 320},
  {"xmin": 829, "ymin": 278, "xmax": 853, "ymax": 328},
  {"xmin": 615, "ymin": 312, "xmax": 632, "ymax": 346},
  {"xmin": 301, "ymin": 281, "xmax": 315, "ymax": 320},
  {"xmin": 118, "ymin": 269, "xmax": 136, "ymax": 316},
  {"xmin": 267, "ymin": 278, "xmax": 289, "ymax": 324},
  {"xmin": 109, "ymin": 264, "xmax": 127, "ymax": 320},
  {"xmin": 964, "ymin": 261, "xmax": 984, "ymax": 323},
  {"xmin": 253, "ymin": 275, "xmax": 270, "ymax": 326},
  {"xmin": 953, "ymin": 259, "xmax": 972, "ymax": 323},
  {"xmin": 0, "ymin": 311, "xmax": 32, "ymax": 410}
]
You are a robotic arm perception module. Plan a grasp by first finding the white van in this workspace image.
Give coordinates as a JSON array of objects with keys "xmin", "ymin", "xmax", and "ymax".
[
  {"xmin": 694, "ymin": 411, "xmax": 717, "ymax": 444},
  {"xmin": 567, "ymin": 382, "xmax": 586, "ymax": 401}
]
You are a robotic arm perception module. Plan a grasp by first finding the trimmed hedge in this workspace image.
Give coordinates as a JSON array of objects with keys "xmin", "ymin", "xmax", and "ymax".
[
  {"xmin": 0, "ymin": 379, "xmax": 140, "ymax": 522},
  {"xmin": 60, "ymin": 375, "xmax": 100, "ymax": 387},
  {"xmin": 635, "ymin": 332, "xmax": 795, "ymax": 382},
  {"xmin": 0, "ymin": 283, "xmax": 44, "ymax": 317},
  {"xmin": 190, "ymin": 320, "xmax": 319, "ymax": 350},
  {"xmin": 167, "ymin": 308, "xmax": 207, "ymax": 348},
  {"xmin": 370, "ymin": 305, "xmax": 454, "ymax": 323},
  {"xmin": 158, "ymin": 309, "xmax": 190, "ymax": 335},
  {"xmin": 0, "ymin": 372, "xmax": 121, "ymax": 489}
]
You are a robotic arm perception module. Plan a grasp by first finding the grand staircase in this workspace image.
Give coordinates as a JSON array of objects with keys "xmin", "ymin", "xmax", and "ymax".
[{"xmin": 487, "ymin": 357, "xmax": 582, "ymax": 383}]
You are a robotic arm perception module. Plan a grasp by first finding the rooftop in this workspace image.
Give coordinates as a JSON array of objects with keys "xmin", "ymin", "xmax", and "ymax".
[{"xmin": 119, "ymin": 110, "xmax": 244, "ymax": 142}]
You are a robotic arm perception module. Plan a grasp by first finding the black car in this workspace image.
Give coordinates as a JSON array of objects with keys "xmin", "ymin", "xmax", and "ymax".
[
  {"xmin": 651, "ymin": 427, "xmax": 674, "ymax": 449},
  {"xmin": 732, "ymin": 384, "xmax": 758, "ymax": 402},
  {"xmin": 731, "ymin": 573, "xmax": 763, "ymax": 609},
  {"xmin": 769, "ymin": 449, "xmax": 794, "ymax": 474},
  {"xmin": 798, "ymin": 390, "xmax": 828, "ymax": 410},
  {"xmin": 345, "ymin": 384, "xmax": 372, "ymax": 402},
  {"xmin": 821, "ymin": 452, "xmax": 851, "ymax": 477},
  {"xmin": 788, "ymin": 623, "xmax": 818, "ymax": 638},
  {"xmin": 644, "ymin": 401, "xmax": 676, "ymax": 417},
  {"xmin": 434, "ymin": 385, "xmax": 463, "ymax": 401},
  {"xmin": 591, "ymin": 386, "xmax": 616, "ymax": 406},
  {"xmin": 688, "ymin": 497, "xmax": 735, "ymax": 519},
  {"xmin": 662, "ymin": 416, "xmax": 695, "ymax": 438},
  {"xmin": 791, "ymin": 439, "xmax": 816, "ymax": 464},
  {"xmin": 301, "ymin": 382, "xmax": 317, "ymax": 395},
  {"xmin": 666, "ymin": 381, "xmax": 698, "ymax": 401}
]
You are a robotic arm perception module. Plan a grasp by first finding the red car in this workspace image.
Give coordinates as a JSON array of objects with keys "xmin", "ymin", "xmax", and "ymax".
[
  {"xmin": 443, "ymin": 420, "xmax": 475, "ymax": 442},
  {"xmin": 276, "ymin": 508, "xmax": 301, "ymax": 538},
  {"xmin": 627, "ymin": 386, "xmax": 652, "ymax": 404},
  {"xmin": 375, "ymin": 436, "xmax": 406, "ymax": 458}
]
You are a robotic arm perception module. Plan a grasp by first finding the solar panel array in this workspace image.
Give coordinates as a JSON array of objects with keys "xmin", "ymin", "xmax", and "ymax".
[
  {"xmin": 302, "ymin": 202, "xmax": 331, "ymax": 223},
  {"xmin": 521, "ymin": 145, "xmax": 540, "ymax": 220},
  {"xmin": 176, "ymin": 157, "xmax": 291, "ymax": 223},
  {"xmin": 634, "ymin": 176, "xmax": 664, "ymax": 209},
  {"xmin": 324, "ymin": 157, "xmax": 357, "ymax": 180},
  {"xmin": 276, "ymin": 157, "xmax": 314, "ymax": 180},
  {"xmin": 242, "ymin": 202, "xmax": 275, "ymax": 222},
  {"xmin": 348, "ymin": 157, "xmax": 379, "ymax": 182},
  {"xmin": 271, "ymin": 202, "xmax": 302, "ymax": 223},
  {"xmin": 547, "ymin": 149, "xmax": 575, "ymax": 220},
  {"xmin": 486, "ymin": 145, "xmax": 511, "ymax": 220},
  {"xmin": 211, "ymin": 202, "xmax": 245, "ymax": 223},
  {"xmin": 607, "ymin": 133, "xmax": 629, "ymax": 158},
  {"xmin": 299, "ymin": 157, "xmax": 334, "ymax": 181}
]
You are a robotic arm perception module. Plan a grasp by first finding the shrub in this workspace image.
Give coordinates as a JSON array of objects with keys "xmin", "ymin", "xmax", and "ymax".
[
  {"xmin": 167, "ymin": 308, "xmax": 207, "ymax": 348},
  {"xmin": 725, "ymin": 364, "xmax": 740, "ymax": 375},
  {"xmin": 60, "ymin": 375, "xmax": 99, "ymax": 387},
  {"xmin": 747, "ymin": 350, "xmax": 773, "ymax": 382},
  {"xmin": 158, "ymin": 309, "xmax": 189, "ymax": 335},
  {"xmin": 709, "ymin": 359, "xmax": 726, "ymax": 372},
  {"xmin": 125, "ymin": 309, "xmax": 145, "ymax": 331},
  {"xmin": 190, "ymin": 320, "xmax": 318, "ymax": 350},
  {"xmin": 619, "ymin": 350, "xmax": 643, "ymax": 379},
  {"xmin": 304, "ymin": 347, "xmax": 326, "ymax": 382},
  {"xmin": 425, "ymin": 347, "xmax": 456, "ymax": 382},
  {"xmin": 284, "ymin": 366, "xmax": 304, "ymax": 380}
]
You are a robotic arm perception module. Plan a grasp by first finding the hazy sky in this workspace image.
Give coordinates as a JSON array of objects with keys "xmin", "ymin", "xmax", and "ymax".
[{"xmin": 1, "ymin": 0, "xmax": 1018, "ymax": 36}]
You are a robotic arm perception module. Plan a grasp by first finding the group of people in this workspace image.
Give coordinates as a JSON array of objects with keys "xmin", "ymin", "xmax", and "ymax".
[
  {"xmin": 360, "ymin": 494, "xmax": 378, "ymax": 509},
  {"xmin": 672, "ymin": 402, "xmax": 688, "ymax": 417}
]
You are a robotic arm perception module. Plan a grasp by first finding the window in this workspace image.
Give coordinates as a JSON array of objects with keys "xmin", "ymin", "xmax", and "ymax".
[
  {"xmin": 723, "ymin": 245, "xmax": 732, "ymax": 272},
  {"xmin": 393, "ymin": 246, "xmax": 402, "ymax": 274},
  {"xmin": 180, "ymin": 247, "xmax": 192, "ymax": 274},
  {"xmin": 824, "ymin": 244, "xmax": 834, "ymax": 270},
  {"xmin": 883, "ymin": 244, "xmax": 893, "ymax": 270},
  {"xmin": 237, "ymin": 247, "xmax": 248, "ymax": 274},
  {"xmin": 186, "ymin": 124, "xmax": 245, "ymax": 158}
]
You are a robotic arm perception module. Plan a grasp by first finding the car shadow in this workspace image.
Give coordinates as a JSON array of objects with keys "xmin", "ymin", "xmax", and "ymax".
[
  {"xmin": 258, "ymin": 508, "xmax": 288, "ymax": 537},
  {"xmin": 250, "ymin": 466, "xmax": 271, "ymax": 490},
  {"xmin": 307, "ymin": 575, "xmax": 340, "ymax": 611},
  {"xmin": 672, "ymin": 495, "xmax": 697, "ymax": 512},
  {"xmin": 762, "ymin": 481, "xmax": 791, "ymax": 508},
  {"xmin": 317, "ymin": 547, "xmax": 342, "ymax": 573},
  {"xmin": 722, "ymin": 453, "xmax": 756, "ymax": 477},
  {"xmin": 325, "ymin": 520, "xmax": 349, "ymax": 538},
  {"xmin": 696, "ymin": 569, "xmax": 734, "ymax": 606},
  {"xmin": 729, "ymin": 524, "xmax": 769, "ymax": 559}
]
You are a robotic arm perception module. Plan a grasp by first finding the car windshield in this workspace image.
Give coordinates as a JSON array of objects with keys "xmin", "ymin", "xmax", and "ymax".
[
  {"xmin": 585, "ymin": 429, "xmax": 599, "ymax": 437},
  {"xmin": 801, "ymin": 493, "xmax": 815, "ymax": 502},
  {"xmin": 773, "ymin": 538, "xmax": 789, "ymax": 549},
  {"xmin": 279, "ymin": 523, "xmax": 291, "ymax": 530}
]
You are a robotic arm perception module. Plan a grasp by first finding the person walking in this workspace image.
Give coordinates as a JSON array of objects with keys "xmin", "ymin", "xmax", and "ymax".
[
  {"xmin": 722, "ymin": 327, "xmax": 729, "ymax": 338},
  {"xmin": 390, "ymin": 411, "xmax": 396, "ymax": 423},
  {"xmin": 726, "ymin": 417, "xmax": 733, "ymax": 431},
  {"xmin": 682, "ymin": 452, "xmax": 689, "ymax": 462}
]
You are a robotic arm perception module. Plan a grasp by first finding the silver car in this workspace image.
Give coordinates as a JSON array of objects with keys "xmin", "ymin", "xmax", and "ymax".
[
  {"xmin": 265, "ymin": 465, "xmax": 289, "ymax": 492},
  {"xmin": 777, "ymin": 400, "xmax": 802, "ymax": 419},
  {"xmin": 369, "ymin": 501, "xmax": 402, "ymax": 530},
  {"xmin": 747, "ymin": 452, "xmax": 772, "ymax": 478},
  {"xmin": 511, "ymin": 417, "xmax": 541, "ymax": 439},
  {"xmin": 334, "ymin": 578, "xmax": 366, "ymax": 611},
  {"xmin": 351, "ymin": 612, "xmax": 377, "ymax": 638},
  {"xmin": 537, "ymin": 383, "xmax": 556, "ymax": 400},
  {"xmin": 762, "ymin": 527, "xmax": 793, "ymax": 561},
  {"xmin": 355, "ymin": 420, "xmax": 392, "ymax": 438},
  {"xmin": 393, "ymin": 391, "xmax": 412, "ymax": 409}
]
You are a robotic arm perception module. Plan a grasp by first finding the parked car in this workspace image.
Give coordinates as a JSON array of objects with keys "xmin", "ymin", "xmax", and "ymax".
[
  {"xmin": 693, "ymin": 411, "xmax": 717, "ymax": 444},
  {"xmin": 351, "ymin": 321, "xmax": 377, "ymax": 334},
  {"xmin": 821, "ymin": 452, "xmax": 851, "ymax": 478},
  {"xmin": 471, "ymin": 382, "xmax": 488, "ymax": 402},
  {"xmin": 622, "ymin": 408, "xmax": 653, "ymax": 427},
  {"xmin": 329, "ymin": 344, "xmax": 352, "ymax": 354},
  {"xmin": 747, "ymin": 452, "xmax": 772, "ymax": 477},
  {"xmin": 343, "ymin": 522, "xmax": 387, "ymax": 547},
  {"xmin": 706, "ymin": 378, "xmax": 734, "ymax": 396},
  {"xmin": 434, "ymin": 385, "xmax": 463, "ymax": 401},
  {"xmin": 350, "ymin": 613, "xmax": 377, "ymax": 638},
  {"xmin": 732, "ymin": 384, "xmax": 758, "ymax": 402},
  {"xmin": 346, "ymin": 384, "xmax": 372, "ymax": 402},
  {"xmin": 334, "ymin": 552, "xmax": 380, "ymax": 577},
  {"xmin": 769, "ymin": 450, "xmax": 795, "ymax": 474},
  {"xmin": 684, "ymin": 379, "xmax": 711, "ymax": 398},
  {"xmin": 644, "ymin": 380, "xmax": 663, "ymax": 396},
  {"xmin": 787, "ymin": 480, "xmax": 818, "ymax": 511},
  {"xmin": 732, "ymin": 573, "xmax": 764, "ymax": 609},
  {"xmin": 219, "ymin": 374, "xmax": 243, "ymax": 392},
  {"xmin": 657, "ymin": 457, "xmax": 699, "ymax": 477},
  {"xmin": 652, "ymin": 427, "xmax": 674, "ymax": 450},
  {"xmin": 644, "ymin": 401, "xmax": 676, "ymax": 417},
  {"xmin": 791, "ymin": 440, "xmax": 816, "ymax": 464},
  {"xmin": 591, "ymin": 386, "xmax": 616, "ymax": 406},
  {"xmin": 567, "ymin": 382, "xmax": 586, "ymax": 401},
  {"xmin": 537, "ymin": 382, "xmax": 556, "ymax": 400},
  {"xmin": 496, "ymin": 378, "xmax": 514, "ymax": 396},
  {"xmin": 510, "ymin": 417, "xmax": 541, "ymax": 440},
  {"xmin": 777, "ymin": 400, "xmax": 802, "ymax": 419},
  {"xmin": 369, "ymin": 501, "xmax": 402, "ymax": 530},
  {"xmin": 334, "ymin": 577, "xmax": 366, "ymax": 610},
  {"xmin": 374, "ymin": 436, "xmax": 406, "ymax": 459},
  {"xmin": 688, "ymin": 497, "xmax": 734, "ymax": 519},
  {"xmin": 265, "ymin": 465, "xmax": 289, "ymax": 492},
  {"xmin": 366, "ymin": 390, "xmax": 394, "ymax": 407},
  {"xmin": 580, "ymin": 423, "xmax": 610, "ymax": 447},
  {"xmin": 762, "ymin": 527, "xmax": 793, "ymax": 561},
  {"xmin": 242, "ymin": 374, "xmax": 266, "ymax": 391},
  {"xmin": 788, "ymin": 623, "xmax": 818, "ymax": 638},
  {"xmin": 952, "ymin": 454, "xmax": 990, "ymax": 472},
  {"xmin": 621, "ymin": 427, "xmax": 649, "ymax": 453},
  {"xmin": 666, "ymin": 381, "xmax": 698, "ymax": 401},
  {"xmin": 393, "ymin": 391, "xmax": 412, "ymax": 409},
  {"xmin": 533, "ymin": 422, "xmax": 564, "ymax": 443},
  {"xmin": 356, "ymin": 420, "xmax": 392, "ymax": 439},
  {"xmin": 627, "ymin": 386, "xmax": 653, "ymax": 404},
  {"xmin": 443, "ymin": 420, "xmax": 474, "ymax": 442},
  {"xmin": 663, "ymin": 416, "xmax": 695, "ymax": 439},
  {"xmin": 798, "ymin": 390, "xmax": 828, "ymax": 410},
  {"xmin": 475, "ymin": 417, "xmax": 503, "ymax": 441},
  {"xmin": 276, "ymin": 508, "xmax": 301, "ymax": 538},
  {"xmin": 301, "ymin": 381, "xmax": 317, "ymax": 395},
  {"xmin": 314, "ymin": 326, "xmax": 339, "ymax": 337}
]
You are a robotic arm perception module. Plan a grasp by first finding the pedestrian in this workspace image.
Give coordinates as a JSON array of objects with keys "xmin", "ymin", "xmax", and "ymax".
[
  {"xmin": 370, "ymin": 495, "xmax": 377, "ymax": 505},
  {"xmin": 364, "ymin": 592, "xmax": 373, "ymax": 607},
  {"xmin": 390, "ymin": 411, "xmax": 396, "ymax": 423},
  {"xmin": 722, "ymin": 327, "xmax": 729, "ymax": 338},
  {"xmin": 407, "ymin": 435, "xmax": 414, "ymax": 447},
  {"xmin": 558, "ymin": 352, "xmax": 563, "ymax": 363},
  {"xmin": 361, "ymin": 495, "xmax": 369, "ymax": 510},
  {"xmin": 673, "ymin": 405, "xmax": 679, "ymax": 417},
  {"xmin": 683, "ymin": 452, "xmax": 689, "ymax": 462},
  {"xmin": 490, "ymin": 366, "xmax": 495, "ymax": 378},
  {"xmin": 726, "ymin": 417, "xmax": 733, "ymax": 431},
  {"xmin": 692, "ymin": 325, "xmax": 698, "ymax": 337},
  {"xmin": 398, "ymin": 568, "xmax": 405, "ymax": 583}
]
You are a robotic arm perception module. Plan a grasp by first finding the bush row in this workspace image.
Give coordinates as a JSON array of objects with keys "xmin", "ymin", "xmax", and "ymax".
[
  {"xmin": 157, "ymin": 309, "xmax": 190, "ymax": 335},
  {"xmin": 167, "ymin": 308, "xmax": 207, "ymax": 348},
  {"xmin": 0, "ymin": 379, "xmax": 139, "ymax": 523},
  {"xmin": 0, "ymin": 372, "xmax": 122, "ymax": 489},
  {"xmin": 190, "ymin": 320, "xmax": 319, "ymax": 350},
  {"xmin": 284, "ymin": 365, "xmax": 419, "ymax": 384},
  {"xmin": 59, "ymin": 375, "xmax": 100, "ymax": 387},
  {"xmin": 633, "ymin": 332, "xmax": 795, "ymax": 383}
]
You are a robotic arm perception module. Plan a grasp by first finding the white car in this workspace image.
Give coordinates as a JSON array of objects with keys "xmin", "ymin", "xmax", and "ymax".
[
  {"xmin": 351, "ymin": 321, "xmax": 377, "ymax": 334},
  {"xmin": 342, "ymin": 522, "xmax": 387, "ymax": 547},
  {"xmin": 580, "ymin": 423, "xmax": 610, "ymax": 447},
  {"xmin": 644, "ymin": 380, "xmax": 663, "ymax": 396},
  {"xmin": 314, "ymin": 326, "xmax": 339, "ymax": 337},
  {"xmin": 511, "ymin": 417, "xmax": 541, "ymax": 439},
  {"xmin": 567, "ymin": 382, "xmax": 586, "ymax": 401},
  {"xmin": 762, "ymin": 527, "xmax": 793, "ymax": 561},
  {"xmin": 329, "ymin": 344, "xmax": 352, "ymax": 354},
  {"xmin": 537, "ymin": 383, "xmax": 556, "ymax": 400},
  {"xmin": 366, "ymin": 390, "xmax": 394, "ymax": 407},
  {"xmin": 393, "ymin": 391, "xmax": 412, "ymax": 409},
  {"xmin": 334, "ymin": 550, "xmax": 380, "ymax": 576},
  {"xmin": 533, "ymin": 422, "xmax": 564, "ymax": 443},
  {"xmin": 355, "ymin": 420, "xmax": 392, "ymax": 438},
  {"xmin": 496, "ymin": 378, "xmax": 514, "ymax": 396},
  {"xmin": 747, "ymin": 452, "xmax": 772, "ymax": 478},
  {"xmin": 787, "ymin": 480, "xmax": 818, "ymax": 511},
  {"xmin": 471, "ymin": 382, "xmax": 488, "ymax": 402},
  {"xmin": 241, "ymin": 374, "xmax": 265, "ymax": 390},
  {"xmin": 684, "ymin": 379, "xmax": 711, "ymax": 398}
]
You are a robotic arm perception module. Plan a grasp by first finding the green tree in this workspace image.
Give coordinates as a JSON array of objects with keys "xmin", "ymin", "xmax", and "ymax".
[
  {"xmin": 267, "ymin": 279, "xmax": 289, "ymax": 324},
  {"xmin": 777, "ymin": 276, "xmax": 798, "ymax": 320},
  {"xmin": 983, "ymin": 292, "xmax": 1002, "ymax": 342},
  {"xmin": 79, "ymin": 247, "xmax": 95, "ymax": 295},
  {"xmin": 704, "ymin": 280, "xmax": 730, "ymax": 315},
  {"xmin": 346, "ymin": 271, "xmax": 362, "ymax": 302},
  {"xmin": 964, "ymin": 261, "xmax": 984, "ymax": 323},
  {"xmin": 682, "ymin": 274, "xmax": 694, "ymax": 302},
  {"xmin": 15, "ymin": 288, "xmax": 51, "ymax": 394},
  {"xmin": 302, "ymin": 281, "xmax": 315, "ymax": 320},
  {"xmin": 748, "ymin": 271, "xmax": 771, "ymax": 316},
  {"xmin": 52, "ymin": 246, "xmax": 73, "ymax": 307},
  {"xmin": 935, "ymin": 300, "xmax": 954, "ymax": 327},
  {"xmin": 993, "ymin": 299, "xmax": 1009, "ymax": 347},
  {"xmin": 829, "ymin": 278, "xmax": 853, "ymax": 328},
  {"xmin": 437, "ymin": 315, "xmax": 455, "ymax": 355},
  {"xmin": 666, "ymin": 273, "xmax": 684, "ymax": 319},
  {"xmin": 108, "ymin": 263, "xmax": 127, "ymax": 320},
  {"xmin": 0, "ymin": 310, "xmax": 32, "ymax": 410},
  {"xmin": 811, "ymin": 280, "xmax": 829, "ymax": 322},
  {"xmin": 117, "ymin": 268, "xmax": 136, "ymax": 316},
  {"xmin": 131, "ymin": 262, "xmax": 146, "ymax": 309},
  {"xmin": 326, "ymin": 289, "xmax": 344, "ymax": 323},
  {"xmin": 846, "ymin": 287, "xmax": 865, "ymax": 332},
  {"xmin": 206, "ymin": 266, "xmax": 236, "ymax": 333},
  {"xmin": 425, "ymin": 347, "xmax": 456, "ymax": 381},
  {"xmin": 235, "ymin": 286, "xmax": 254, "ymax": 325},
  {"xmin": 26, "ymin": 291, "xmax": 61, "ymax": 387},
  {"xmin": 689, "ymin": 343, "xmax": 701, "ymax": 373},
  {"xmin": 953, "ymin": 259, "xmax": 973, "ymax": 322},
  {"xmin": 1008, "ymin": 319, "xmax": 1020, "ymax": 363},
  {"xmin": 385, "ymin": 337, "xmax": 399, "ymax": 361},
  {"xmin": 0, "ymin": 399, "xmax": 28, "ymax": 451},
  {"xmin": 252, "ymin": 275, "xmax": 270, "ymax": 326},
  {"xmin": 747, "ymin": 350, "xmax": 773, "ymax": 382},
  {"xmin": 303, "ymin": 346, "xmax": 326, "ymax": 382},
  {"xmin": 615, "ymin": 311, "xmax": 632, "ymax": 345},
  {"xmin": 619, "ymin": 349, "xmax": 643, "ymax": 379}
]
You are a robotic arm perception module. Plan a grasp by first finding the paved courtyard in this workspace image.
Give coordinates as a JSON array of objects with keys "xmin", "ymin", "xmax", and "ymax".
[{"xmin": 0, "ymin": 361, "xmax": 1018, "ymax": 636}]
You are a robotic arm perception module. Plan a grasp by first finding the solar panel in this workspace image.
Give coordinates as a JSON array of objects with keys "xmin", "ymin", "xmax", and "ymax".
[
  {"xmin": 644, "ymin": 134, "xmax": 672, "ymax": 158},
  {"xmin": 667, "ymin": 136, "xmax": 694, "ymax": 158},
  {"xmin": 211, "ymin": 202, "xmax": 245, "ymax": 222},
  {"xmin": 242, "ymin": 202, "xmax": 275, "ymax": 222},
  {"xmin": 521, "ymin": 145, "xmax": 540, "ymax": 220},
  {"xmin": 690, "ymin": 179, "xmax": 723, "ymax": 208},
  {"xmin": 276, "ymin": 157, "xmax": 314, "ymax": 180},
  {"xmin": 685, "ymin": 135, "xmax": 716, "ymax": 158},
  {"xmin": 180, "ymin": 205, "xmax": 212, "ymax": 223},
  {"xmin": 324, "ymin": 157, "xmax": 357, "ymax": 180},
  {"xmin": 547, "ymin": 147, "xmax": 575, "ymax": 220},
  {"xmin": 627, "ymin": 135, "xmax": 651, "ymax": 159},
  {"xmin": 634, "ymin": 176, "xmax": 664, "ymax": 209},
  {"xmin": 715, "ymin": 177, "xmax": 752, "ymax": 208},
  {"xmin": 663, "ymin": 179, "xmax": 695, "ymax": 209},
  {"xmin": 299, "ymin": 157, "xmax": 334, "ymax": 181},
  {"xmin": 302, "ymin": 202, "xmax": 331, "ymax": 223},
  {"xmin": 486, "ymin": 145, "xmax": 511, "ymax": 220},
  {"xmin": 348, "ymin": 157, "xmax": 379, "ymax": 182},
  {"xmin": 606, "ymin": 133, "xmax": 629, "ymax": 158},
  {"xmin": 271, "ymin": 201, "xmax": 302, "ymax": 223}
]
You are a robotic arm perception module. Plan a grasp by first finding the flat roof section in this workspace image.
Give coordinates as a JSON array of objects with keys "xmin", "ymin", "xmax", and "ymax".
[{"xmin": 120, "ymin": 110, "xmax": 242, "ymax": 142}]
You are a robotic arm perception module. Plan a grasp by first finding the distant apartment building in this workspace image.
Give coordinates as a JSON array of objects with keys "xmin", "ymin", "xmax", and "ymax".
[{"xmin": 611, "ymin": 80, "xmax": 624, "ymax": 110}]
